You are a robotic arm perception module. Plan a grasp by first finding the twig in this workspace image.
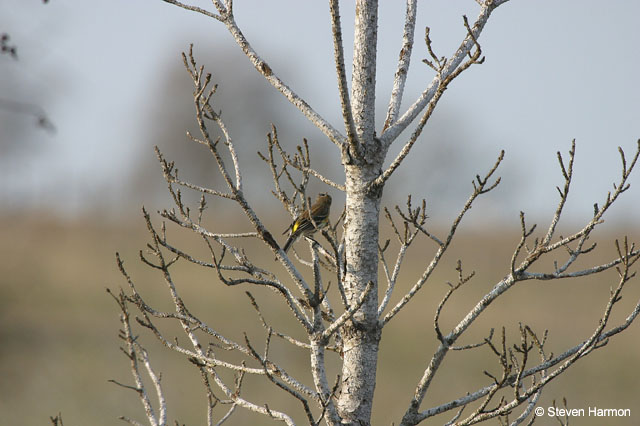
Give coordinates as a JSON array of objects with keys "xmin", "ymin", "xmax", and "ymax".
[
  {"xmin": 381, "ymin": 1, "xmax": 507, "ymax": 146},
  {"xmin": 383, "ymin": 151, "xmax": 503, "ymax": 325},
  {"xmin": 374, "ymin": 14, "xmax": 485, "ymax": 188},
  {"xmin": 204, "ymin": 1, "xmax": 347, "ymax": 148},
  {"xmin": 161, "ymin": 0, "xmax": 222, "ymax": 21}
]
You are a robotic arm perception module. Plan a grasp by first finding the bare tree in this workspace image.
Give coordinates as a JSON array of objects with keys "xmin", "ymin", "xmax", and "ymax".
[{"xmin": 111, "ymin": 1, "xmax": 640, "ymax": 425}]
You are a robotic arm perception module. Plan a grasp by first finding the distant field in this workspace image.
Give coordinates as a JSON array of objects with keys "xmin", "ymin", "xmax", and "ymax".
[{"xmin": 1, "ymin": 215, "xmax": 638, "ymax": 425}]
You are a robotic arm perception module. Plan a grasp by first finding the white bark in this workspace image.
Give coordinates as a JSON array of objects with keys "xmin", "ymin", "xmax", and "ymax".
[
  {"xmin": 350, "ymin": 0, "xmax": 379, "ymax": 161},
  {"xmin": 338, "ymin": 165, "xmax": 382, "ymax": 423},
  {"xmin": 336, "ymin": 1, "xmax": 384, "ymax": 424}
]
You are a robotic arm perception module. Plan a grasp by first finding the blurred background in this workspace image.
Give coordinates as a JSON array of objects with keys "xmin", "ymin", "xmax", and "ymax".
[{"xmin": 1, "ymin": 1, "xmax": 639, "ymax": 425}]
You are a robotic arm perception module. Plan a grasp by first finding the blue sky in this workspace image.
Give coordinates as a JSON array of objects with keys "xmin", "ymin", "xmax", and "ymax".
[{"xmin": 1, "ymin": 0, "xmax": 639, "ymax": 225}]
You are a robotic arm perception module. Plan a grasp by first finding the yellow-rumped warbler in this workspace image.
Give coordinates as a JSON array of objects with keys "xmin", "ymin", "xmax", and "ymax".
[{"xmin": 283, "ymin": 193, "xmax": 332, "ymax": 253}]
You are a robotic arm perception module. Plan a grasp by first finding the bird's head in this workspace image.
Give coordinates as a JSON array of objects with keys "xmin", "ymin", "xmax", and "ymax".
[{"xmin": 318, "ymin": 192, "xmax": 332, "ymax": 206}]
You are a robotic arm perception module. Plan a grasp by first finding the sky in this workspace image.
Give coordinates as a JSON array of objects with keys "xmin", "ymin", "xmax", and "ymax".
[{"xmin": 1, "ymin": 0, "xmax": 639, "ymax": 226}]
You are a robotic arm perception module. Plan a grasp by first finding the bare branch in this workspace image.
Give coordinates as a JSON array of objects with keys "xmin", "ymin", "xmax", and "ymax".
[
  {"xmin": 177, "ymin": 50, "xmax": 335, "ymax": 315},
  {"xmin": 247, "ymin": 291, "xmax": 334, "ymax": 352},
  {"xmin": 377, "ymin": 199, "xmax": 425, "ymax": 317},
  {"xmin": 310, "ymin": 333, "xmax": 341, "ymax": 424},
  {"xmin": 117, "ymin": 232, "xmax": 312, "ymax": 426},
  {"xmin": 381, "ymin": 1, "xmax": 508, "ymax": 146},
  {"xmin": 215, "ymin": 402, "xmax": 238, "ymax": 426},
  {"xmin": 322, "ymin": 280, "xmax": 375, "ymax": 340},
  {"xmin": 511, "ymin": 141, "xmax": 640, "ymax": 277},
  {"xmin": 259, "ymin": 125, "xmax": 311, "ymax": 212},
  {"xmin": 414, "ymin": 291, "xmax": 640, "ymax": 423},
  {"xmin": 434, "ymin": 260, "xmax": 475, "ymax": 344},
  {"xmin": 321, "ymin": 227, "xmax": 349, "ymax": 310},
  {"xmin": 542, "ymin": 141, "xmax": 575, "ymax": 247},
  {"xmin": 383, "ymin": 0, "xmax": 418, "ymax": 132},
  {"xmin": 244, "ymin": 333, "xmax": 318, "ymax": 424},
  {"xmin": 109, "ymin": 289, "xmax": 166, "ymax": 426},
  {"xmin": 263, "ymin": 127, "xmax": 345, "ymax": 192},
  {"xmin": 329, "ymin": 0, "xmax": 360, "ymax": 161},
  {"xmin": 451, "ymin": 262, "xmax": 636, "ymax": 426},
  {"xmin": 520, "ymin": 246, "xmax": 639, "ymax": 281},
  {"xmin": 207, "ymin": 365, "xmax": 297, "ymax": 426},
  {"xmin": 397, "ymin": 142, "xmax": 640, "ymax": 425},
  {"xmin": 192, "ymin": 2, "xmax": 349, "ymax": 148},
  {"xmin": 161, "ymin": 0, "xmax": 222, "ymax": 21},
  {"xmin": 382, "ymin": 151, "xmax": 503, "ymax": 324},
  {"xmin": 374, "ymin": 14, "xmax": 486, "ymax": 188}
]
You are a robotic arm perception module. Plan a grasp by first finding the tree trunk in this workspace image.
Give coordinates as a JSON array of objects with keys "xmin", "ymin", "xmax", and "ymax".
[
  {"xmin": 336, "ymin": 1, "xmax": 382, "ymax": 424},
  {"xmin": 338, "ymin": 165, "xmax": 383, "ymax": 424}
]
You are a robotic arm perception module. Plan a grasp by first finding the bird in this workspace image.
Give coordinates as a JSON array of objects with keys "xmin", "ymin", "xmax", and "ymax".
[{"xmin": 282, "ymin": 193, "xmax": 332, "ymax": 253}]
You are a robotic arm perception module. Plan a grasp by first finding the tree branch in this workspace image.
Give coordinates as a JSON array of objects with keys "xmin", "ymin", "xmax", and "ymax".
[
  {"xmin": 109, "ymin": 289, "xmax": 166, "ymax": 426},
  {"xmin": 374, "ymin": 14, "xmax": 486, "ymax": 188},
  {"xmin": 323, "ymin": 280, "xmax": 375, "ymax": 340},
  {"xmin": 397, "ymin": 142, "xmax": 640, "ymax": 425},
  {"xmin": 382, "ymin": 151, "xmax": 503, "ymax": 324},
  {"xmin": 210, "ymin": 2, "xmax": 347, "ymax": 148},
  {"xmin": 382, "ymin": 0, "xmax": 418, "ymax": 132},
  {"xmin": 380, "ymin": 1, "xmax": 509, "ymax": 146},
  {"xmin": 329, "ymin": 0, "xmax": 360, "ymax": 161},
  {"xmin": 161, "ymin": 0, "xmax": 223, "ymax": 21}
]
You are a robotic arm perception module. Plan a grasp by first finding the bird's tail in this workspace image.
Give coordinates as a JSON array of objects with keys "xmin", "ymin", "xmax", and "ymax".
[{"xmin": 283, "ymin": 234, "xmax": 295, "ymax": 253}]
